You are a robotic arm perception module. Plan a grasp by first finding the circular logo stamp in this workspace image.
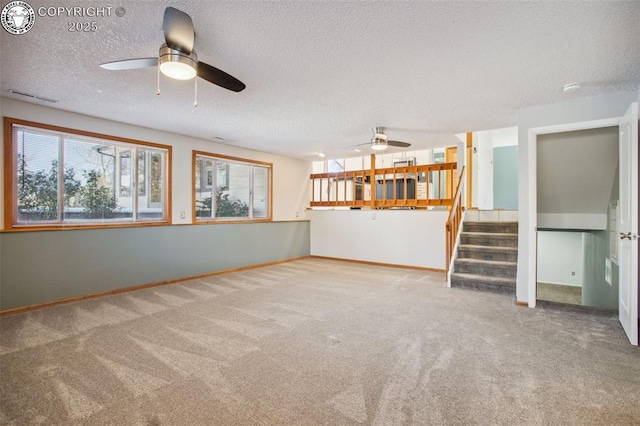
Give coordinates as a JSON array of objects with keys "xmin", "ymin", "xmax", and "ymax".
[{"xmin": 1, "ymin": 1, "xmax": 35, "ymax": 35}]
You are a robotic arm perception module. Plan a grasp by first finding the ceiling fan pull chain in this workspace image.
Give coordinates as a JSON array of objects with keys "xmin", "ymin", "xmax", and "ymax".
[
  {"xmin": 156, "ymin": 60, "xmax": 161, "ymax": 95},
  {"xmin": 194, "ymin": 77, "xmax": 198, "ymax": 107}
]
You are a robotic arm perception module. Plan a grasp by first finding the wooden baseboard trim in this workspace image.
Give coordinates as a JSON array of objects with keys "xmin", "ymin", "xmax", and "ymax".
[
  {"xmin": 310, "ymin": 255, "xmax": 446, "ymax": 274},
  {"xmin": 514, "ymin": 300, "xmax": 529, "ymax": 307},
  {"xmin": 0, "ymin": 256, "xmax": 310, "ymax": 317}
]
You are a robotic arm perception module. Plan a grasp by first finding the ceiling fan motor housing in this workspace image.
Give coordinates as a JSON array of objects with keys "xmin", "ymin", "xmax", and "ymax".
[{"xmin": 373, "ymin": 126, "xmax": 388, "ymax": 139}]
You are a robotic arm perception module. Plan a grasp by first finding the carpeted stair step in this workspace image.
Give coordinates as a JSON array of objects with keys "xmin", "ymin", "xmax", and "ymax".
[
  {"xmin": 460, "ymin": 232, "xmax": 518, "ymax": 248},
  {"xmin": 463, "ymin": 221, "xmax": 518, "ymax": 234},
  {"xmin": 454, "ymin": 258, "xmax": 517, "ymax": 278},
  {"xmin": 450, "ymin": 272, "xmax": 516, "ymax": 295},
  {"xmin": 457, "ymin": 245, "xmax": 518, "ymax": 262}
]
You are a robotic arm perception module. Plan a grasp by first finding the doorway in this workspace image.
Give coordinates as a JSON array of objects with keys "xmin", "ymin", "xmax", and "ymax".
[
  {"xmin": 535, "ymin": 126, "xmax": 619, "ymax": 310},
  {"xmin": 523, "ymin": 108, "xmax": 638, "ymax": 345}
]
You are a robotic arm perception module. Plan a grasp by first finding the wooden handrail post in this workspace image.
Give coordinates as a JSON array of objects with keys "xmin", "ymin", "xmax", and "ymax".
[
  {"xmin": 445, "ymin": 166, "xmax": 466, "ymax": 273},
  {"xmin": 370, "ymin": 153, "xmax": 376, "ymax": 209}
]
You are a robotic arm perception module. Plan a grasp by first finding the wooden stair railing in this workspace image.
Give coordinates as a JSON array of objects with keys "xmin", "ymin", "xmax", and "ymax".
[{"xmin": 446, "ymin": 166, "xmax": 466, "ymax": 273}]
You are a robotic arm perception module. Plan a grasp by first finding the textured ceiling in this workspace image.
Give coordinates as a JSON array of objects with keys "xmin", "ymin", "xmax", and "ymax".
[{"xmin": 2, "ymin": 1, "xmax": 639, "ymax": 160}]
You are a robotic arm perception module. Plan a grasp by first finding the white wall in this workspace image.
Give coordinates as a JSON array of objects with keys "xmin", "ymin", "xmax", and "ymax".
[
  {"xmin": 489, "ymin": 127, "xmax": 518, "ymax": 148},
  {"xmin": 537, "ymin": 231, "xmax": 584, "ymax": 286},
  {"xmin": 517, "ymin": 90, "xmax": 637, "ymax": 304},
  {"xmin": 0, "ymin": 98, "xmax": 311, "ymax": 227},
  {"xmin": 309, "ymin": 209, "xmax": 448, "ymax": 270}
]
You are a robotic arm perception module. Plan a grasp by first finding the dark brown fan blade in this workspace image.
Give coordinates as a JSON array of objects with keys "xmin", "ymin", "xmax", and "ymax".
[
  {"xmin": 100, "ymin": 58, "xmax": 158, "ymax": 70},
  {"xmin": 197, "ymin": 62, "xmax": 246, "ymax": 92},
  {"xmin": 163, "ymin": 7, "xmax": 194, "ymax": 54},
  {"xmin": 388, "ymin": 140, "xmax": 412, "ymax": 148}
]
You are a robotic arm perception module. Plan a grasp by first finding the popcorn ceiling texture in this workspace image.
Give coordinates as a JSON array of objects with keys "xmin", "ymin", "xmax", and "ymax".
[{"xmin": 1, "ymin": 1, "xmax": 639, "ymax": 159}]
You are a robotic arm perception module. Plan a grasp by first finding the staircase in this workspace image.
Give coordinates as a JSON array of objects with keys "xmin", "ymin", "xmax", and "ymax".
[{"xmin": 450, "ymin": 221, "xmax": 518, "ymax": 294}]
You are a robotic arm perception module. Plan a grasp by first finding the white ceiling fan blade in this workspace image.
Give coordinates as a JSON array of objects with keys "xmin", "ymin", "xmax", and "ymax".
[{"xmin": 100, "ymin": 58, "xmax": 157, "ymax": 71}]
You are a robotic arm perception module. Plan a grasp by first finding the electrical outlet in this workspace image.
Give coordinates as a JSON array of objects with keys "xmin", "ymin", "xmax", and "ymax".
[
  {"xmin": 180, "ymin": 211, "xmax": 186, "ymax": 219},
  {"xmin": 295, "ymin": 211, "xmax": 299, "ymax": 218},
  {"xmin": 372, "ymin": 212, "xmax": 376, "ymax": 220},
  {"xmin": 571, "ymin": 271, "xmax": 575, "ymax": 276}
]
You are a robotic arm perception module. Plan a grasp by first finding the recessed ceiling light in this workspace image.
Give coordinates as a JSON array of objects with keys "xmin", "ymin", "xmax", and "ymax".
[
  {"xmin": 318, "ymin": 153, "xmax": 325, "ymax": 158},
  {"xmin": 354, "ymin": 148, "xmax": 361, "ymax": 152},
  {"xmin": 563, "ymin": 83, "xmax": 581, "ymax": 93}
]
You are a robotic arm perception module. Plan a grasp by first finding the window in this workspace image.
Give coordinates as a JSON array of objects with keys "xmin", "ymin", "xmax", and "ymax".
[
  {"xmin": 327, "ymin": 159, "xmax": 345, "ymax": 173},
  {"xmin": 5, "ymin": 118, "xmax": 171, "ymax": 229},
  {"xmin": 193, "ymin": 151, "xmax": 272, "ymax": 222},
  {"xmin": 119, "ymin": 150, "xmax": 131, "ymax": 196}
]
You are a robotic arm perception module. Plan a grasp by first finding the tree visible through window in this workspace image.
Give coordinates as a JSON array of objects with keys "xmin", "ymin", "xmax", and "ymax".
[
  {"xmin": 193, "ymin": 151, "xmax": 271, "ymax": 221},
  {"xmin": 6, "ymin": 118, "xmax": 171, "ymax": 228}
]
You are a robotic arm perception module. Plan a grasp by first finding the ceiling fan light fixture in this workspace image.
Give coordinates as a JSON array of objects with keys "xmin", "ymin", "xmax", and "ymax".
[
  {"xmin": 159, "ymin": 45, "xmax": 197, "ymax": 80},
  {"xmin": 100, "ymin": 9, "xmax": 246, "ymax": 92},
  {"xmin": 160, "ymin": 61, "xmax": 196, "ymax": 80},
  {"xmin": 371, "ymin": 138, "xmax": 388, "ymax": 150}
]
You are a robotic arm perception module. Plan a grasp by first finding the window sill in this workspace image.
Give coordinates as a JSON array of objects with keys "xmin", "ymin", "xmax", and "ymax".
[
  {"xmin": 193, "ymin": 218, "xmax": 273, "ymax": 225},
  {"xmin": 2, "ymin": 221, "xmax": 170, "ymax": 233}
]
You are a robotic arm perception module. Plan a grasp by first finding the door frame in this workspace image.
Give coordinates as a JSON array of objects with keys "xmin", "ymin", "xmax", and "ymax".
[
  {"xmin": 525, "ymin": 116, "xmax": 621, "ymax": 308},
  {"xmin": 445, "ymin": 146, "xmax": 458, "ymax": 200}
]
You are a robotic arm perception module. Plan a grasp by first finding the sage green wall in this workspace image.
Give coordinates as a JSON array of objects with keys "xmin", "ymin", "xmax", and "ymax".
[
  {"xmin": 581, "ymin": 165, "xmax": 619, "ymax": 310},
  {"xmin": 493, "ymin": 145, "xmax": 518, "ymax": 210},
  {"xmin": 0, "ymin": 233, "xmax": 2, "ymax": 309},
  {"xmin": 0, "ymin": 221, "xmax": 310, "ymax": 311},
  {"xmin": 582, "ymin": 231, "xmax": 618, "ymax": 309}
]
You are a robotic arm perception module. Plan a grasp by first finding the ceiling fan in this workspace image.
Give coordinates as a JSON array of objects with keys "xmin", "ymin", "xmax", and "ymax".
[
  {"xmin": 352, "ymin": 127, "xmax": 412, "ymax": 151},
  {"xmin": 100, "ymin": 7, "xmax": 245, "ymax": 93}
]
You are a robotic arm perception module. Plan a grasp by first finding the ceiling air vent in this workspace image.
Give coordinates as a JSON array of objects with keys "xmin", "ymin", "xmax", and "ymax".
[{"xmin": 8, "ymin": 89, "xmax": 58, "ymax": 103}]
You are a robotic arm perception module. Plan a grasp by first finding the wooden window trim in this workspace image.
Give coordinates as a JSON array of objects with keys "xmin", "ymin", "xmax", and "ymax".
[
  {"xmin": 3, "ymin": 117, "xmax": 173, "ymax": 231},
  {"xmin": 192, "ymin": 150, "xmax": 273, "ymax": 224}
]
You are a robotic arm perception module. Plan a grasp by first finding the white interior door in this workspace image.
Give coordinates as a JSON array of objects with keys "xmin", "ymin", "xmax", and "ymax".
[{"xmin": 618, "ymin": 102, "xmax": 638, "ymax": 346}]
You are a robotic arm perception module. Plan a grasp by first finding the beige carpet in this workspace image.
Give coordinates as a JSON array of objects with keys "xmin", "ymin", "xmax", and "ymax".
[{"xmin": 1, "ymin": 258, "xmax": 639, "ymax": 425}]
